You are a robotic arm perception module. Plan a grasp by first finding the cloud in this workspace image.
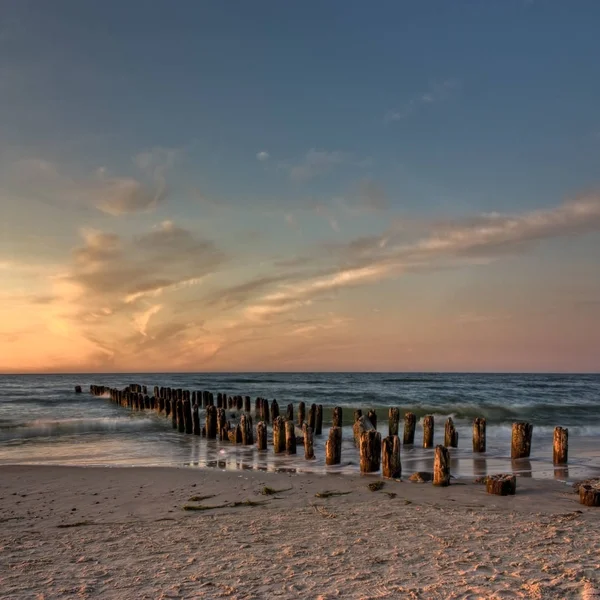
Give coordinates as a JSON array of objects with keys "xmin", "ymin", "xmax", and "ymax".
[
  {"xmin": 283, "ymin": 149, "xmax": 348, "ymax": 182},
  {"xmin": 256, "ymin": 151, "xmax": 270, "ymax": 161},
  {"xmin": 133, "ymin": 304, "xmax": 163, "ymax": 336},
  {"xmin": 385, "ymin": 79, "xmax": 459, "ymax": 123}
]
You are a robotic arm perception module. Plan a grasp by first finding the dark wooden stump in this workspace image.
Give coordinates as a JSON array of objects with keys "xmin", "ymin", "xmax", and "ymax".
[
  {"xmin": 235, "ymin": 423, "xmax": 243, "ymax": 444},
  {"xmin": 244, "ymin": 396, "xmax": 251, "ymax": 412},
  {"xmin": 273, "ymin": 416, "xmax": 286, "ymax": 454},
  {"xmin": 511, "ymin": 422, "xmax": 533, "ymax": 459},
  {"xmin": 307, "ymin": 403, "xmax": 317, "ymax": 431},
  {"xmin": 403, "ymin": 412, "xmax": 416, "ymax": 445},
  {"xmin": 285, "ymin": 420, "xmax": 297, "ymax": 455},
  {"xmin": 74, "ymin": 385, "xmax": 82, "ymax": 394},
  {"xmin": 354, "ymin": 409, "xmax": 363, "ymax": 423},
  {"xmin": 217, "ymin": 408, "xmax": 226, "ymax": 437},
  {"xmin": 315, "ymin": 404, "xmax": 323, "ymax": 435},
  {"xmin": 382, "ymin": 435, "xmax": 401, "ymax": 479},
  {"xmin": 332, "ymin": 406, "xmax": 343, "ymax": 428},
  {"xmin": 422, "ymin": 415, "xmax": 434, "ymax": 448},
  {"xmin": 353, "ymin": 415, "xmax": 375, "ymax": 446},
  {"xmin": 486, "ymin": 474, "xmax": 516, "ymax": 496},
  {"xmin": 360, "ymin": 430, "xmax": 381, "ymax": 473},
  {"xmin": 433, "ymin": 445, "xmax": 450, "ymax": 486},
  {"xmin": 257, "ymin": 421, "xmax": 267, "ymax": 450},
  {"xmin": 255, "ymin": 397, "xmax": 262, "ymax": 415},
  {"xmin": 286, "ymin": 403, "xmax": 294, "ymax": 422},
  {"xmin": 220, "ymin": 421, "xmax": 230, "ymax": 442},
  {"xmin": 325, "ymin": 427, "xmax": 342, "ymax": 465},
  {"xmin": 298, "ymin": 401, "xmax": 306, "ymax": 427},
  {"xmin": 388, "ymin": 408, "xmax": 400, "ymax": 437},
  {"xmin": 473, "ymin": 417, "xmax": 486, "ymax": 453},
  {"xmin": 367, "ymin": 410, "xmax": 377, "ymax": 430},
  {"xmin": 205, "ymin": 405, "xmax": 217, "ymax": 439},
  {"xmin": 269, "ymin": 399, "xmax": 277, "ymax": 422},
  {"xmin": 241, "ymin": 415, "xmax": 253, "ymax": 445},
  {"xmin": 444, "ymin": 417, "xmax": 458, "ymax": 448},
  {"xmin": 183, "ymin": 399, "xmax": 193, "ymax": 434},
  {"xmin": 236, "ymin": 396, "xmax": 243, "ymax": 411},
  {"xmin": 553, "ymin": 426, "xmax": 568, "ymax": 465},
  {"xmin": 177, "ymin": 399, "xmax": 185, "ymax": 433},
  {"xmin": 303, "ymin": 424, "xmax": 315, "ymax": 460},
  {"xmin": 192, "ymin": 404, "xmax": 200, "ymax": 435},
  {"xmin": 262, "ymin": 399, "xmax": 270, "ymax": 424},
  {"xmin": 579, "ymin": 483, "xmax": 600, "ymax": 507}
]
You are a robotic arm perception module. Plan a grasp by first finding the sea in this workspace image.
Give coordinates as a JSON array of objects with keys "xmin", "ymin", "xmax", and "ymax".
[{"xmin": 1, "ymin": 373, "xmax": 599, "ymax": 482}]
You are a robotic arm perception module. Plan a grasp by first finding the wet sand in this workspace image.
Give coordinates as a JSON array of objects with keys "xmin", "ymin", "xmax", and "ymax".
[{"xmin": 1, "ymin": 465, "xmax": 599, "ymax": 599}]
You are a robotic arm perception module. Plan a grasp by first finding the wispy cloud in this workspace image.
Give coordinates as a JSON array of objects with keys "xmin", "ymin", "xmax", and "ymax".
[
  {"xmin": 385, "ymin": 79, "xmax": 460, "ymax": 123},
  {"xmin": 256, "ymin": 151, "xmax": 270, "ymax": 161}
]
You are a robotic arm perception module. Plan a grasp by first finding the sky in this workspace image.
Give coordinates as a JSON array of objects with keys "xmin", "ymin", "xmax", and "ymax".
[{"xmin": 1, "ymin": 0, "xmax": 600, "ymax": 373}]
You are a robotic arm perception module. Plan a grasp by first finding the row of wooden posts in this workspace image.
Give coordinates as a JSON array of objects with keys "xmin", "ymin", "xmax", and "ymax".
[{"xmin": 85, "ymin": 383, "xmax": 570, "ymax": 478}]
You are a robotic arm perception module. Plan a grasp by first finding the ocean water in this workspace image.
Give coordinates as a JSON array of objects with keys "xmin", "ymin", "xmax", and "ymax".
[{"xmin": 1, "ymin": 373, "xmax": 599, "ymax": 482}]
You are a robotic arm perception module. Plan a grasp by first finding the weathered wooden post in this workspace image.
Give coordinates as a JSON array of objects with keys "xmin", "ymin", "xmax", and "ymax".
[
  {"xmin": 74, "ymin": 385, "xmax": 82, "ymax": 394},
  {"xmin": 422, "ymin": 415, "xmax": 434, "ymax": 448},
  {"xmin": 255, "ymin": 397, "xmax": 262, "ymax": 415},
  {"xmin": 241, "ymin": 415, "xmax": 253, "ymax": 445},
  {"xmin": 359, "ymin": 430, "xmax": 381, "ymax": 473},
  {"xmin": 367, "ymin": 410, "xmax": 377, "ymax": 430},
  {"xmin": 382, "ymin": 435, "xmax": 401, "ymax": 479},
  {"xmin": 553, "ymin": 427, "xmax": 568, "ymax": 465},
  {"xmin": 273, "ymin": 416, "xmax": 286, "ymax": 454},
  {"xmin": 307, "ymin": 403, "xmax": 316, "ymax": 431},
  {"xmin": 298, "ymin": 401, "xmax": 306, "ymax": 427},
  {"xmin": 177, "ymin": 399, "xmax": 185, "ymax": 433},
  {"xmin": 220, "ymin": 421, "xmax": 230, "ymax": 442},
  {"xmin": 433, "ymin": 445, "xmax": 450, "ymax": 486},
  {"xmin": 236, "ymin": 395, "xmax": 243, "ymax": 411},
  {"xmin": 511, "ymin": 422, "xmax": 533, "ymax": 459},
  {"xmin": 579, "ymin": 483, "xmax": 600, "ymax": 507},
  {"xmin": 192, "ymin": 403, "xmax": 200, "ymax": 435},
  {"xmin": 473, "ymin": 417, "xmax": 486, "ymax": 452},
  {"xmin": 444, "ymin": 417, "xmax": 458, "ymax": 448},
  {"xmin": 170, "ymin": 399, "xmax": 177, "ymax": 428},
  {"xmin": 332, "ymin": 406, "xmax": 343, "ymax": 428},
  {"xmin": 353, "ymin": 409, "xmax": 363, "ymax": 423},
  {"xmin": 325, "ymin": 427, "xmax": 342, "ymax": 465},
  {"xmin": 256, "ymin": 421, "xmax": 267, "ymax": 450},
  {"xmin": 217, "ymin": 408, "xmax": 226, "ymax": 437},
  {"xmin": 388, "ymin": 408, "xmax": 400, "ymax": 436},
  {"xmin": 403, "ymin": 412, "xmax": 416, "ymax": 445},
  {"xmin": 285, "ymin": 420, "xmax": 296, "ymax": 454},
  {"xmin": 206, "ymin": 405, "xmax": 217, "ymax": 439},
  {"xmin": 486, "ymin": 474, "xmax": 516, "ymax": 496},
  {"xmin": 315, "ymin": 404, "xmax": 323, "ymax": 435},
  {"xmin": 262, "ymin": 399, "xmax": 270, "ymax": 424},
  {"xmin": 303, "ymin": 424, "xmax": 315, "ymax": 459},
  {"xmin": 227, "ymin": 396, "xmax": 233, "ymax": 409},
  {"xmin": 235, "ymin": 423, "xmax": 243, "ymax": 443},
  {"xmin": 183, "ymin": 399, "xmax": 193, "ymax": 434},
  {"xmin": 353, "ymin": 414, "xmax": 375, "ymax": 446},
  {"xmin": 244, "ymin": 396, "xmax": 251, "ymax": 412},
  {"xmin": 270, "ymin": 399, "xmax": 278, "ymax": 421},
  {"xmin": 286, "ymin": 403, "xmax": 294, "ymax": 422}
]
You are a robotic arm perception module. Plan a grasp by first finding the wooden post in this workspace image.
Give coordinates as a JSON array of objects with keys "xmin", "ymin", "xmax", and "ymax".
[
  {"xmin": 220, "ymin": 421, "xmax": 230, "ymax": 442},
  {"xmin": 403, "ymin": 412, "xmax": 416, "ymax": 445},
  {"xmin": 235, "ymin": 423, "xmax": 243, "ymax": 443},
  {"xmin": 273, "ymin": 417, "xmax": 286, "ymax": 454},
  {"xmin": 192, "ymin": 403, "xmax": 200, "ymax": 435},
  {"xmin": 236, "ymin": 396, "xmax": 243, "ymax": 411},
  {"xmin": 244, "ymin": 396, "xmax": 251, "ymax": 412},
  {"xmin": 74, "ymin": 385, "xmax": 82, "ymax": 394},
  {"xmin": 206, "ymin": 405, "xmax": 217, "ymax": 439},
  {"xmin": 579, "ymin": 484, "xmax": 600, "ymax": 507},
  {"xmin": 241, "ymin": 415, "xmax": 253, "ymax": 445},
  {"xmin": 354, "ymin": 409, "xmax": 363, "ymax": 423},
  {"xmin": 217, "ymin": 408, "xmax": 226, "ymax": 437},
  {"xmin": 307, "ymin": 403, "xmax": 316, "ymax": 431},
  {"xmin": 511, "ymin": 422, "xmax": 533, "ymax": 459},
  {"xmin": 367, "ymin": 410, "xmax": 377, "ymax": 430},
  {"xmin": 486, "ymin": 474, "xmax": 516, "ymax": 496},
  {"xmin": 473, "ymin": 417, "xmax": 486, "ymax": 452},
  {"xmin": 433, "ymin": 445, "xmax": 450, "ymax": 486},
  {"xmin": 553, "ymin": 427, "xmax": 568, "ymax": 465},
  {"xmin": 286, "ymin": 403, "xmax": 294, "ymax": 422},
  {"xmin": 359, "ymin": 430, "xmax": 381, "ymax": 473},
  {"xmin": 257, "ymin": 421, "xmax": 267, "ymax": 450},
  {"xmin": 297, "ymin": 401, "xmax": 306, "ymax": 427},
  {"xmin": 285, "ymin": 420, "xmax": 297, "ymax": 454},
  {"xmin": 422, "ymin": 415, "xmax": 434, "ymax": 448},
  {"xmin": 325, "ymin": 427, "xmax": 342, "ymax": 465},
  {"xmin": 388, "ymin": 408, "xmax": 400, "ymax": 436},
  {"xmin": 269, "ymin": 399, "xmax": 278, "ymax": 422},
  {"xmin": 177, "ymin": 399, "xmax": 185, "ymax": 433},
  {"xmin": 332, "ymin": 406, "xmax": 343, "ymax": 428},
  {"xmin": 353, "ymin": 414, "xmax": 375, "ymax": 446},
  {"xmin": 382, "ymin": 435, "xmax": 401, "ymax": 479},
  {"xmin": 315, "ymin": 404, "xmax": 323, "ymax": 435},
  {"xmin": 183, "ymin": 399, "xmax": 193, "ymax": 434},
  {"xmin": 303, "ymin": 424, "xmax": 315, "ymax": 459},
  {"xmin": 444, "ymin": 417, "xmax": 458, "ymax": 448}
]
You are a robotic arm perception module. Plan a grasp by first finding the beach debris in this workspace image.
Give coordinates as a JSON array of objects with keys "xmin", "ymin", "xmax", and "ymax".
[
  {"xmin": 511, "ymin": 422, "xmax": 533, "ymax": 459},
  {"xmin": 232, "ymin": 499, "xmax": 267, "ymax": 507},
  {"xmin": 368, "ymin": 481, "xmax": 385, "ymax": 492},
  {"xmin": 444, "ymin": 417, "xmax": 459, "ymax": 448},
  {"xmin": 57, "ymin": 521, "xmax": 93, "ymax": 528},
  {"xmin": 403, "ymin": 412, "xmax": 416, "ymax": 445},
  {"xmin": 360, "ymin": 430, "xmax": 382, "ymax": 473},
  {"xmin": 473, "ymin": 417, "xmax": 486, "ymax": 452},
  {"xmin": 188, "ymin": 495, "xmax": 216, "ymax": 502},
  {"xmin": 578, "ymin": 481, "xmax": 600, "ymax": 507},
  {"xmin": 409, "ymin": 472, "xmax": 433, "ymax": 483},
  {"xmin": 486, "ymin": 474, "xmax": 517, "ymax": 496},
  {"xmin": 572, "ymin": 478, "xmax": 600, "ymax": 493},
  {"xmin": 311, "ymin": 503, "xmax": 337, "ymax": 519},
  {"xmin": 183, "ymin": 499, "xmax": 268, "ymax": 511},
  {"xmin": 325, "ymin": 427, "xmax": 342, "ymax": 465},
  {"xmin": 261, "ymin": 486, "xmax": 292, "ymax": 496},
  {"xmin": 385, "ymin": 492, "xmax": 397, "ymax": 499},
  {"xmin": 433, "ymin": 445, "xmax": 451, "ymax": 487},
  {"xmin": 382, "ymin": 435, "xmax": 402, "ymax": 479},
  {"xmin": 315, "ymin": 490, "xmax": 351, "ymax": 499},
  {"xmin": 423, "ymin": 415, "xmax": 434, "ymax": 448},
  {"xmin": 553, "ymin": 426, "xmax": 568, "ymax": 465}
]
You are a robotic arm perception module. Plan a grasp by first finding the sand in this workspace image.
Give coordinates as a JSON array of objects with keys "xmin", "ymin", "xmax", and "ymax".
[{"xmin": 1, "ymin": 466, "xmax": 599, "ymax": 599}]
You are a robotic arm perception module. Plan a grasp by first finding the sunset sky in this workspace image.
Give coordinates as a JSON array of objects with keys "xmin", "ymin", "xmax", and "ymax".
[{"xmin": 1, "ymin": 1, "xmax": 600, "ymax": 373}]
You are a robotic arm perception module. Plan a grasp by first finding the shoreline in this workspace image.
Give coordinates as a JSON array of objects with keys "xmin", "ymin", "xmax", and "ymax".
[{"xmin": 1, "ymin": 464, "xmax": 599, "ymax": 598}]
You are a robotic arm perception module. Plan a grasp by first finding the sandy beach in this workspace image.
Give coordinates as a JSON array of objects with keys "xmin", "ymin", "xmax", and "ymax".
[{"xmin": 1, "ymin": 465, "xmax": 599, "ymax": 599}]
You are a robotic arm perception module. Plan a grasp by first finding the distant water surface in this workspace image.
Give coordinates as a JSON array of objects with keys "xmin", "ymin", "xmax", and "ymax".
[{"xmin": 1, "ymin": 373, "xmax": 599, "ymax": 482}]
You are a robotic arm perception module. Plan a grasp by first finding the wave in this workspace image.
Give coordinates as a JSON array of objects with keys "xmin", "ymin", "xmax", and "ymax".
[{"xmin": 0, "ymin": 417, "xmax": 155, "ymax": 441}]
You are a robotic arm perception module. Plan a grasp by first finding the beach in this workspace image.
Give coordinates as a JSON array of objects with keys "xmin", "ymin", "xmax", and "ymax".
[{"xmin": 1, "ymin": 465, "xmax": 599, "ymax": 599}]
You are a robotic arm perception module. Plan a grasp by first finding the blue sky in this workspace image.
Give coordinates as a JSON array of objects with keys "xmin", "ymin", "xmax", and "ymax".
[{"xmin": 1, "ymin": 1, "xmax": 600, "ymax": 372}]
